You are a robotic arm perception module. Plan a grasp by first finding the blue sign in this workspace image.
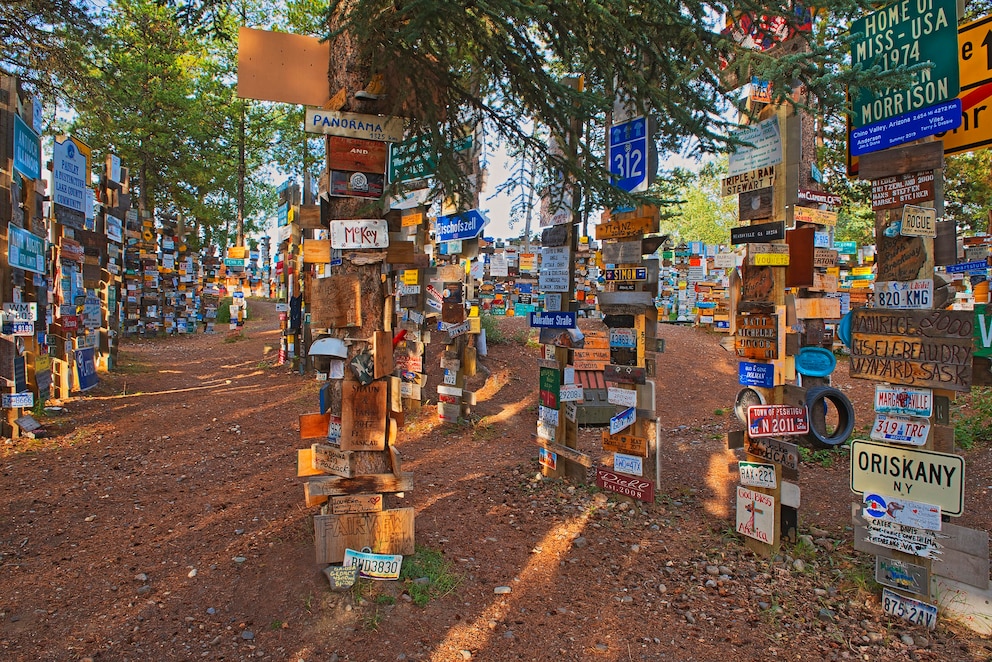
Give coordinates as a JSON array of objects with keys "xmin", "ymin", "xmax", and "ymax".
[
  {"xmin": 609, "ymin": 116, "xmax": 648, "ymax": 192},
  {"xmin": 529, "ymin": 311, "xmax": 577, "ymax": 328},
  {"xmin": 517, "ymin": 283, "xmax": 533, "ymax": 294},
  {"xmin": 53, "ymin": 136, "xmax": 89, "ymax": 214},
  {"xmin": 814, "ymin": 231, "xmax": 831, "ymax": 248},
  {"xmin": 436, "ymin": 209, "xmax": 487, "ymax": 242},
  {"xmin": 74, "ymin": 347, "xmax": 98, "ymax": 391},
  {"xmin": 946, "ymin": 259, "xmax": 988, "ymax": 274},
  {"xmin": 850, "ymin": 99, "xmax": 962, "ymax": 157},
  {"xmin": 739, "ymin": 361, "xmax": 774, "ymax": 388},
  {"xmin": 13, "ymin": 114, "xmax": 41, "ymax": 180},
  {"xmin": 795, "ymin": 347, "xmax": 837, "ymax": 378},
  {"xmin": 834, "ymin": 240, "xmax": 857, "ymax": 254}
]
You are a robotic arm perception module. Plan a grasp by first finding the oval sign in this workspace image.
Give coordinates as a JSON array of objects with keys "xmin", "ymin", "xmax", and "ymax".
[
  {"xmin": 795, "ymin": 346, "xmax": 837, "ymax": 377},
  {"xmin": 836, "ymin": 310, "xmax": 853, "ymax": 348},
  {"xmin": 734, "ymin": 387, "xmax": 766, "ymax": 425}
]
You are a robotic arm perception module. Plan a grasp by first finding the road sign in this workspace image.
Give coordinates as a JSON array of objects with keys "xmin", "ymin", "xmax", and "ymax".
[
  {"xmin": 436, "ymin": 209, "xmax": 487, "ymax": 242},
  {"xmin": 850, "ymin": 439, "xmax": 964, "ymax": 516},
  {"xmin": 608, "ymin": 116, "xmax": 648, "ymax": 192},
  {"xmin": 849, "ymin": 0, "xmax": 960, "ymax": 128},
  {"xmin": 959, "ymin": 14, "xmax": 992, "ymax": 91}
]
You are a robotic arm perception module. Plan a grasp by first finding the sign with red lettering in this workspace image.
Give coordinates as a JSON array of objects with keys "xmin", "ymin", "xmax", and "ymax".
[{"xmin": 330, "ymin": 219, "xmax": 389, "ymax": 249}]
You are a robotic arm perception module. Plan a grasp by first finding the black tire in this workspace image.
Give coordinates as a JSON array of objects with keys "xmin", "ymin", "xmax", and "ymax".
[{"xmin": 805, "ymin": 385, "xmax": 855, "ymax": 448}]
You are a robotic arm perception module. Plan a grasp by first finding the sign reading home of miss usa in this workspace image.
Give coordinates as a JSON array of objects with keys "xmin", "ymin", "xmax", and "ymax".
[
  {"xmin": 436, "ymin": 209, "xmax": 487, "ymax": 242},
  {"xmin": 529, "ymin": 311, "xmax": 576, "ymax": 329}
]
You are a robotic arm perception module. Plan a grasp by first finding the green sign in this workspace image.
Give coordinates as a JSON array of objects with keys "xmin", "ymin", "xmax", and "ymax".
[
  {"xmin": 389, "ymin": 134, "xmax": 473, "ymax": 183},
  {"xmin": 539, "ymin": 366, "xmax": 560, "ymax": 409},
  {"xmin": 849, "ymin": 0, "xmax": 959, "ymax": 127},
  {"xmin": 976, "ymin": 304, "xmax": 992, "ymax": 358},
  {"xmin": 224, "ymin": 258, "xmax": 245, "ymax": 267},
  {"xmin": 7, "ymin": 225, "xmax": 46, "ymax": 274},
  {"xmin": 834, "ymin": 240, "xmax": 857, "ymax": 254}
]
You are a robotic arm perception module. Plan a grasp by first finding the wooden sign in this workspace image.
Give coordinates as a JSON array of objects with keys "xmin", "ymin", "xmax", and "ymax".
[
  {"xmin": 741, "ymin": 265, "xmax": 775, "ymax": 306},
  {"xmin": 850, "ymin": 439, "xmax": 964, "ymax": 516},
  {"xmin": 602, "ymin": 240, "xmax": 642, "ymax": 264},
  {"xmin": 340, "ymin": 381, "xmax": 388, "ymax": 451},
  {"xmin": 328, "ymin": 136, "xmax": 388, "ymax": 173},
  {"xmin": 311, "ymin": 275, "xmax": 361, "ymax": 328},
  {"xmin": 604, "ymin": 364, "xmax": 646, "ymax": 384},
  {"xmin": 601, "ymin": 431, "xmax": 648, "ymax": 456},
  {"xmin": 300, "ymin": 412, "xmax": 331, "ymax": 439},
  {"xmin": 329, "ymin": 219, "xmax": 389, "ymax": 249},
  {"xmin": 793, "ymin": 207, "xmax": 838, "ymax": 226},
  {"xmin": 542, "ymin": 223, "xmax": 569, "ymax": 247},
  {"xmin": 849, "ymin": 309, "xmax": 974, "ymax": 392},
  {"xmin": 721, "ymin": 165, "xmax": 775, "ymax": 197},
  {"xmin": 739, "ymin": 187, "xmax": 774, "ymax": 221},
  {"xmin": 314, "ymin": 507, "xmax": 415, "ymax": 564},
  {"xmin": 744, "ymin": 436, "xmax": 800, "ymax": 473},
  {"xmin": 871, "ymin": 171, "xmax": 935, "ymax": 210},
  {"xmin": 331, "ymin": 493, "xmax": 384, "ymax": 514},
  {"xmin": 303, "ymin": 238, "xmax": 332, "ymax": 264},
  {"xmin": 595, "ymin": 215, "xmax": 656, "ymax": 240},
  {"xmin": 793, "ymin": 297, "xmax": 841, "ymax": 320},
  {"xmin": 595, "ymin": 466, "xmax": 655, "ymax": 502},
  {"xmin": 735, "ymin": 313, "xmax": 778, "ymax": 359},
  {"xmin": 901, "ymin": 205, "xmax": 937, "ymax": 237},
  {"xmin": 573, "ymin": 347, "xmax": 609, "ymax": 370},
  {"xmin": 312, "ymin": 443, "xmax": 356, "ymax": 478},
  {"xmin": 736, "ymin": 486, "xmax": 775, "ymax": 544},
  {"xmin": 812, "ymin": 248, "xmax": 838, "ymax": 267},
  {"xmin": 875, "ymin": 224, "xmax": 927, "ymax": 282}
]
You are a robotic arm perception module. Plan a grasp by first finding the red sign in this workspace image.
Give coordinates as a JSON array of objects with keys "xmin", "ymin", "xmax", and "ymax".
[
  {"xmin": 747, "ymin": 405, "xmax": 809, "ymax": 438},
  {"xmin": 595, "ymin": 466, "xmax": 655, "ymax": 503},
  {"xmin": 62, "ymin": 315, "xmax": 79, "ymax": 332}
]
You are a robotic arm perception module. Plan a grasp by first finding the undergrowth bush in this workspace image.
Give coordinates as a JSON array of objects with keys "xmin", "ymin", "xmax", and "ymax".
[
  {"xmin": 479, "ymin": 313, "xmax": 506, "ymax": 344},
  {"xmin": 953, "ymin": 387, "xmax": 992, "ymax": 450}
]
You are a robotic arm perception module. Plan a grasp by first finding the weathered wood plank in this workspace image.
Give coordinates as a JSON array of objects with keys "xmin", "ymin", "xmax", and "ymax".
[
  {"xmin": 858, "ymin": 141, "xmax": 944, "ymax": 180},
  {"xmin": 300, "ymin": 412, "xmax": 331, "ymax": 439},
  {"xmin": 534, "ymin": 438, "xmax": 593, "ymax": 467},
  {"xmin": 306, "ymin": 472, "xmax": 414, "ymax": 497},
  {"xmin": 314, "ymin": 507, "xmax": 415, "ymax": 564}
]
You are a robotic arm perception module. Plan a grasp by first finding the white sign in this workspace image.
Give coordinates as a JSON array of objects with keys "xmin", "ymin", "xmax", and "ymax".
[
  {"xmin": 540, "ymin": 246, "xmax": 570, "ymax": 292},
  {"xmin": 53, "ymin": 136, "xmax": 90, "ymax": 214},
  {"xmin": 538, "ymin": 405, "xmax": 559, "ymax": 427},
  {"xmin": 900, "ymin": 205, "xmax": 937, "ymax": 238},
  {"xmin": 864, "ymin": 519, "xmax": 942, "ymax": 559},
  {"xmin": 874, "ymin": 280, "xmax": 933, "ymax": 309},
  {"xmin": 329, "ymin": 219, "xmax": 389, "ymax": 249},
  {"xmin": 397, "ymin": 284, "xmax": 421, "ymax": 296},
  {"xmin": 342, "ymin": 548, "xmax": 403, "ymax": 580},
  {"xmin": 558, "ymin": 385, "xmax": 584, "ymax": 402},
  {"xmin": 544, "ymin": 293, "xmax": 562, "ymax": 311},
  {"xmin": 2, "ymin": 392, "xmax": 34, "ymax": 409},
  {"xmin": 882, "ymin": 589, "xmax": 937, "ymax": 630},
  {"xmin": 489, "ymin": 253, "xmax": 508, "ymax": 277},
  {"xmin": 739, "ymin": 461, "xmax": 777, "ymax": 489},
  {"xmin": 728, "ymin": 117, "xmax": 783, "ymax": 177},
  {"xmin": 607, "ymin": 386, "xmax": 637, "ymax": 407},
  {"xmin": 870, "ymin": 413, "xmax": 930, "ymax": 446},
  {"xmin": 610, "ymin": 406, "xmax": 636, "ymax": 435},
  {"xmin": 874, "ymin": 385, "xmax": 933, "ymax": 417},
  {"xmin": 3, "ymin": 302, "xmax": 36, "ymax": 322},
  {"xmin": 614, "ymin": 453, "xmax": 643, "ymax": 476},
  {"xmin": 736, "ymin": 486, "xmax": 775, "ymax": 543},
  {"xmin": 304, "ymin": 109, "xmax": 405, "ymax": 142},
  {"xmin": 850, "ymin": 440, "xmax": 964, "ymax": 516},
  {"xmin": 713, "ymin": 253, "xmax": 737, "ymax": 269},
  {"xmin": 863, "ymin": 493, "xmax": 942, "ymax": 531}
]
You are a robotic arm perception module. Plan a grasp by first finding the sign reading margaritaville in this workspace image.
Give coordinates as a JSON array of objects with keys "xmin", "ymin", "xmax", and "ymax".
[{"xmin": 849, "ymin": 0, "xmax": 960, "ymax": 128}]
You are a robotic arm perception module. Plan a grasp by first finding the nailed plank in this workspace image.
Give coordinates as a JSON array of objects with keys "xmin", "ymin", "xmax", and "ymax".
[
  {"xmin": 386, "ymin": 241, "xmax": 418, "ymax": 265},
  {"xmin": 340, "ymin": 381, "xmax": 387, "ymax": 451},
  {"xmin": 601, "ymin": 431, "xmax": 648, "ymax": 457},
  {"xmin": 858, "ymin": 141, "xmax": 944, "ymax": 180},
  {"xmin": 306, "ymin": 471, "xmax": 415, "ymax": 497},
  {"xmin": 303, "ymin": 238, "xmax": 331, "ymax": 264},
  {"xmin": 602, "ymin": 240, "xmax": 642, "ymax": 264},
  {"xmin": 314, "ymin": 507, "xmax": 415, "ymax": 564},
  {"xmin": 310, "ymin": 275, "xmax": 362, "ymax": 328},
  {"xmin": 535, "ymin": 438, "xmax": 593, "ymax": 467},
  {"xmin": 312, "ymin": 443, "xmax": 357, "ymax": 478},
  {"xmin": 933, "ymin": 576, "xmax": 992, "ymax": 635},
  {"xmin": 793, "ymin": 297, "xmax": 841, "ymax": 320},
  {"xmin": 303, "ymin": 481, "xmax": 329, "ymax": 508},
  {"xmin": 297, "ymin": 448, "xmax": 323, "ymax": 477},
  {"xmin": 372, "ymin": 330, "xmax": 393, "ymax": 380},
  {"xmin": 300, "ymin": 412, "xmax": 331, "ymax": 439},
  {"xmin": 331, "ymin": 493, "xmax": 384, "ymax": 514}
]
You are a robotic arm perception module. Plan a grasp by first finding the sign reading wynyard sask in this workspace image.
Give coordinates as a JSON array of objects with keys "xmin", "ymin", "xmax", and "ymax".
[{"xmin": 849, "ymin": 0, "xmax": 959, "ymax": 128}]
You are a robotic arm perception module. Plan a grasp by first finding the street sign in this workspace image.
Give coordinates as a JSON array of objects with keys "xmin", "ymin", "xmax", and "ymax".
[
  {"xmin": 850, "ymin": 439, "xmax": 964, "ymax": 516},
  {"xmin": 7, "ymin": 225, "xmax": 46, "ymax": 275},
  {"xmin": 436, "ymin": 209, "xmax": 487, "ymax": 242},
  {"xmin": 959, "ymin": 14, "xmax": 992, "ymax": 91},
  {"xmin": 849, "ymin": 99, "xmax": 961, "ymax": 156},
  {"xmin": 849, "ymin": 0, "xmax": 960, "ymax": 128},
  {"xmin": 53, "ymin": 136, "xmax": 92, "ymax": 217},
  {"xmin": 529, "ymin": 311, "xmax": 576, "ymax": 329},
  {"xmin": 608, "ymin": 116, "xmax": 648, "ymax": 192}
]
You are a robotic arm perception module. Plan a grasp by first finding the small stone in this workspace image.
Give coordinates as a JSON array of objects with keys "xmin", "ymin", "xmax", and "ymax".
[
  {"xmin": 620, "ymin": 596, "xmax": 633, "ymax": 603},
  {"xmin": 396, "ymin": 654, "xmax": 408, "ymax": 661},
  {"xmin": 684, "ymin": 612, "xmax": 696, "ymax": 624},
  {"xmin": 814, "ymin": 588, "xmax": 828, "ymax": 597},
  {"xmin": 135, "ymin": 573, "xmax": 148, "ymax": 582},
  {"xmin": 209, "ymin": 636, "xmax": 221, "ymax": 646},
  {"xmin": 136, "ymin": 585, "xmax": 151, "ymax": 596},
  {"xmin": 413, "ymin": 577, "xmax": 431, "ymax": 585},
  {"xmin": 718, "ymin": 566, "xmax": 732, "ymax": 576},
  {"xmin": 793, "ymin": 559, "xmax": 806, "ymax": 572},
  {"xmin": 798, "ymin": 534, "xmax": 815, "ymax": 547},
  {"xmin": 595, "ymin": 643, "xmax": 608, "ymax": 651},
  {"xmin": 705, "ymin": 565, "xmax": 720, "ymax": 576},
  {"xmin": 459, "ymin": 651, "xmax": 472, "ymax": 660},
  {"xmin": 573, "ymin": 537, "xmax": 588, "ymax": 549},
  {"xmin": 84, "ymin": 515, "xmax": 96, "ymax": 522},
  {"xmin": 241, "ymin": 630, "xmax": 255, "ymax": 640},
  {"xmin": 401, "ymin": 594, "xmax": 412, "ymax": 602},
  {"xmin": 900, "ymin": 635, "xmax": 914, "ymax": 646},
  {"xmin": 630, "ymin": 544, "xmax": 640, "ymax": 553},
  {"xmin": 867, "ymin": 632, "xmax": 884, "ymax": 644},
  {"xmin": 815, "ymin": 537, "xmax": 833, "ymax": 549},
  {"xmin": 206, "ymin": 607, "xmax": 216, "ymax": 615},
  {"xmin": 757, "ymin": 602, "xmax": 770, "ymax": 610},
  {"xmin": 818, "ymin": 608, "xmax": 835, "ymax": 623},
  {"xmin": 657, "ymin": 584, "xmax": 667, "ymax": 594},
  {"xmin": 556, "ymin": 607, "xmax": 568, "ymax": 614},
  {"xmin": 503, "ymin": 631, "xmax": 515, "ymax": 639},
  {"xmin": 914, "ymin": 636, "xmax": 929, "ymax": 648},
  {"xmin": 188, "ymin": 568, "xmax": 197, "ymax": 578},
  {"xmin": 705, "ymin": 579, "xmax": 717, "ymax": 589},
  {"xmin": 235, "ymin": 529, "xmax": 245, "ymax": 535},
  {"xmin": 494, "ymin": 586, "xmax": 512, "ymax": 594},
  {"xmin": 233, "ymin": 556, "xmax": 247, "ymax": 564},
  {"xmin": 810, "ymin": 526, "xmax": 829, "ymax": 537}
]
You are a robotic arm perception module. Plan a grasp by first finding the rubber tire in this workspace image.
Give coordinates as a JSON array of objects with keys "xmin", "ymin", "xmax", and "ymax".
[{"xmin": 805, "ymin": 385, "xmax": 856, "ymax": 448}]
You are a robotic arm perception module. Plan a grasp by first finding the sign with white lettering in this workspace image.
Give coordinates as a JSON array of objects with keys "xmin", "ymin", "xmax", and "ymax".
[
  {"xmin": 529, "ymin": 311, "xmax": 577, "ymax": 328},
  {"xmin": 304, "ymin": 108, "xmax": 405, "ymax": 142},
  {"xmin": 437, "ymin": 209, "xmax": 487, "ymax": 242},
  {"xmin": 610, "ymin": 406, "xmax": 636, "ymax": 435},
  {"xmin": 329, "ymin": 219, "xmax": 389, "ymax": 249},
  {"xmin": 850, "ymin": 439, "xmax": 964, "ymax": 516},
  {"xmin": 738, "ymin": 361, "xmax": 774, "ymax": 387},
  {"xmin": 747, "ymin": 405, "xmax": 809, "ymax": 438}
]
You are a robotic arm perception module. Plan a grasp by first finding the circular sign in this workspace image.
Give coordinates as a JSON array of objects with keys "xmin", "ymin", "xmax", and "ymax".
[
  {"xmin": 837, "ymin": 310, "xmax": 853, "ymax": 348},
  {"xmin": 795, "ymin": 346, "xmax": 837, "ymax": 377},
  {"xmin": 734, "ymin": 387, "xmax": 766, "ymax": 425},
  {"xmin": 864, "ymin": 493, "xmax": 888, "ymax": 519}
]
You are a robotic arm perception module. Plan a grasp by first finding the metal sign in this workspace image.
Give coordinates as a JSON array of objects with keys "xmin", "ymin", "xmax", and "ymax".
[
  {"xmin": 529, "ymin": 311, "xmax": 576, "ymax": 329},
  {"xmin": 747, "ymin": 405, "xmax": 809, "ymax": 438},
  {"xmin": 614, "ymin": 453, "xmax": 643, "ymax": 476},
  {"xmin": 736, "ymin": 486, "xmax": 775, "ymax": 544},
  {"xmin": 610, "ymin": 406, "xmax": 636, "ymax": 435},
  {"xmin": 436, "ymin": 209, "xmax": 487, "ymax": 242},
  {"xmin": 603, "ymin": 267, "xmax": 647, "ymax": 281},
  {"xmin": 850, "ymin": 439, "xmax": 964, "ymax": 516},
  {"xmin": 874, "ymin": 385, "xmax": 933, "ymax": 417},
  {"xmin": 13, "ymin": 114, "xmax": 41, "ymax": 180},
  {"xmin": 739, "ymin": 461, "xmax": 777, "ymax": 489},
  {"xmin": 730, "ymin": 220, "xmax": 785, "ymax": 244},
  {"xmin": 849, "ymin": 0, "xmax": 960, "ymax": 128},
  {"xmin": 3, "ymin": 302, "xmax": 36, "ymax": 322},
  {"xmin": 304, "ymin": 108, "xmax": 404, "ymax": 142},
  {"xmin": 329, "ymin": 219, "xmax": 389, "ymax": 249},
  {"xmin": 728, "ymin": 117, "xmax": 782, "ymax": 176},
  {"xmin": 558, "ymin": 385, "xmax": 584, "ymax": 402},
  {"xmin": 958, "ymin": 14, "xmax": 992, "ymax": 91},
  {"xmin": 850, "ymin": 99, "xmax": 961, "ymax": 156},
  {"xmin": 863, "ymin": 492, "xmax": 941, "ymax": 530},
  {"xmin": 901, "ymin": 205, "xmax": 937, "ymax": 237},
  {"xmin": 608, "ymin": 116, "xmax": 648, "ymax": 192},
  {"xmin": 876, "ymin": 556, "xmax": 930, "ymax": 597},
  {"xmin": 871, "ymin": 413, "xmax": 930, "ymax": 446},
  {"xmin": 865, "ymin": 519, "xmax": 943, "ymax": 558},
  {"xmin": 1, "ymin": 392, "xmax": 34, "ymax": 409},
  {"xmin": 738, "ymin": 361, "xmax": 774, "ymax": 387},
  {"xmin": 874, "ymin": 279, "xmax": 933, "ymax": 309},
  {"xmin": 342, "ymin": 548, "xmax": 403, "ymax": 580},
  {"xmin": 7, "ymin": 225, "xmax": 46, "ymax": 275},
  {"xmin": 881, "ymin": 588, "xmax": 937, "ymax": 629}
]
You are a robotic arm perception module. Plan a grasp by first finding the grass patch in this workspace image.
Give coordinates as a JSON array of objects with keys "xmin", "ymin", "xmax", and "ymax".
[
  {"xmin": 953, "ymin": 387, "xmax": 992, "ymax": 450},
  {"xmin": 799, "ymin": 446, "xmax": 838, "ymax": 468},
  {"xmin": 399, "ymin": 545, "xmax": 462, "ymax": 607},
  {"xmin": 479, "ymin": 314, "xmax": 507, "ymax": 344}
]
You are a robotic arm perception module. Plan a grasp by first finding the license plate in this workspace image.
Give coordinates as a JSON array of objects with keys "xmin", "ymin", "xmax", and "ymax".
[
  {"xmin": 739, "ymin": 461, "xmax": 777, "ymax": 488},
  {"xmin": 874, "ymin": 280, "xmax": 933, "ymax": 309},
  {"xmin": 342, "ymin": 549, "xmax": 403, "ymax": 580},
  {"xmin": 747, "ymin": 405, "xmax": 809, "ymax": 438},
  {"xmin": 870, "ymin": 414, "xmax": 930, "ymax": 446},
  {"xmin": 881, "ymin": 588, "xmax": 937, "ymax": 629}
]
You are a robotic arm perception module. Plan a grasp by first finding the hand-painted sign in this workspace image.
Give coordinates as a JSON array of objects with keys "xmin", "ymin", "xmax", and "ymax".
[
  {"xmin": 595, "ymin": 466, "xmax": 654, "ymax": 502},
  {"xmin": 610, "ymin": 406, "xmax": 636, "ymax": 435},
  {"xmin": 871, "ymin": 413, "xmax": 931, "ymax": 446},
  {"xmin": 720, "ymin": 165, "xmax": 775, "ymax": 197},
  {"xmin": 850, "ymin": 439, "xmax": 964, "ymax": 516},
  {"xmin": 738, "ymin": 361, "xmax": 774, "ymax": 387},
  {"xmin": 607, "ymin": 386, "xmax": 638, "ymax": 407},
  {"xmin": 613, "ymin": 453, "xmax": 643, "ymax": 476},
  {"xmin": 866, "ymin": 520, "xmax": 942, "ymax": 559},
  {"xmin": 340, "ymin": 381, "xmax": 387, "ymax": 451},
  {"xmin": 437, "ymin": 209, "xmax": 487, "ymax": 242},
  {"xmin": 901, "ymin": 205, "xmax": 937, "ymax": 237},
  {"xmin": 739, "ymin": 461, "xmax": 777, "ymax": 489},
  {"xmin": 13, "ymin": 115, "xmax": 41, "ymax": 180},
  {"xmin": 798, "ymin": 189, "xmax": 843, "ymax": 206},
  {"xmin": 342, "ymin": 548, "xmax": 403, "ymax": 580},
  {"xmin": 601, "ymin": 431, "xmax": 647, "ymax": 456},
  {"xmin": 730, "ymin": 220, "xmax": 784, "ymax": 244},
  {"xmin": 871, "ymin": 170, "xmax": 935, "ymax": 210},
  {"xmin": 881, "ymin": 588, "xmax": 937, "ymax": 630},
  {"xmin": 849, "ymin": 308, "xmax": 974, "ymax": 392},
  {"xmin": 735, "ymin": 313, "xmax": 778, "ymax": 360},
  {"xmin": 876, "ymin": 556, "xmax": 930, "ymax": 597},
  {"xmin": 304, "ymin": 108, "xmax": 404, "ymax": 142},
  {"xmin": 874, "ymin": 279, "xmax": 933, "ymax": 309},
  {"xmin": 793, "ymin": 206, "xmax": 838, "ymax": 226},
  {"xmin": 849, "ymin": 0, "xmax": 959, "ymax": 128},
  {"xmin": 864, "ymin": 492, "xmax": 941, "ymax": 531},
  {"xmin": 329, "ymin": 219, "xmax": 389, "ymax": 249},
  {"xmin": 874, "ymin": 385, "xmax": 933, "ymax": 417},
  {"xmin": 736, "ymin": 486, "xmax": 775, "ymax": 543},
  {"xmin": 609, "ymin": 116, "xmax": 648, "ymax": 192},
  {"xmin": 728, "ymin": 117, "xmax": 782, "ymax": 176},
  {"xmin": 539, "ymin": 366, "xmax": 560, "ymax": 408},
  {"xmin": 747, "ymin": 405, "xmax": 809, "ymax": 438},
  {"xmin": 529, "ymin": 311, "xmax": 576, "ymax": 328},
  {"xmin": 595, "ymin": 215, "xmax": 656, "ymax": 240}
]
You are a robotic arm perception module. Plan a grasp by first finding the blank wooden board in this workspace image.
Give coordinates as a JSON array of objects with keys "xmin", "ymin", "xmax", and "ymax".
[
  {"xmin": 310, "ymin": 275, "xmax": 361, "ymax": 328},
  {"xmin": 314, "ymin": 507, "xmax": 415, "ymax": 564},
  {"xmin": 300, "ymin": 412, "xmax": 331, "ymax": 439}
]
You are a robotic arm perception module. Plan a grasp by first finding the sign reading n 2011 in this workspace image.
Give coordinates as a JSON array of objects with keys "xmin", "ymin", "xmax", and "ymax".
[
  {"xmin": 436, "ymin": 209, "xmax": 487, "ymax": 242},
  {"xmin": 747, "ymin": 405, "xmax": 809, "ymax": 438},
  {"xmin": 849, "ymin": 0, "xmax": 960, "ymax": 128},
  {"xmin": 609, "ymin": 116, "xmax": 648, "ymax": 192}
]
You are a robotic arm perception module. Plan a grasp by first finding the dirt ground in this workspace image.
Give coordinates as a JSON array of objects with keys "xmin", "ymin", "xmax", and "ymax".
[{"xmin": 2, "ymin": 299, "xmax": 992, "ymax": 661}]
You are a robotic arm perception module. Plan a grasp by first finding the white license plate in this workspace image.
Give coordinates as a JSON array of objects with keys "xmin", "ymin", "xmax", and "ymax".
[
  {"xmin": 881, "ymin": 588, "xmax": 937, "ymax": 629},
  {"xmin": 870, "ymin": 414, "xmax": 930, "ymax": 446}
]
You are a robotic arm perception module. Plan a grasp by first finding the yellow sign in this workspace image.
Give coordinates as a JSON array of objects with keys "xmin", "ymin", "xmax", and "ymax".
[
  {"xmin": 938, "ymin": 17, "xmax": 992, "ymax": 155},
  {"xmin": 959, "ymin": 15, "xmax": 992, "ymax": 91},
  {"xmin": 228, "ymin": 246, "xmax": 247, "ymax": 259},
  {"xmin": 595, "ymin": 215, "xmax": 655, "ymax": 240},
  {"xmin": 401, "ymin": 269, "xmax": 418, "ymax": 285},
  {"xmin": 852, "ymin": 266, "xmax": 872, "ymax": 276},
  {"xmin": 519, "ymin": 253, "xmax": 536, "ymax": 272},
  {"xmin": 401, "ymin": 212, "xmax": 423, "ymax": 227},
  {"xmin": 753, "ymin": 253, "xmax": 790, "ymax": 266},
  {"xmin": 794, "ymin": 207, "xmax": 838, "ymax": 227}
]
